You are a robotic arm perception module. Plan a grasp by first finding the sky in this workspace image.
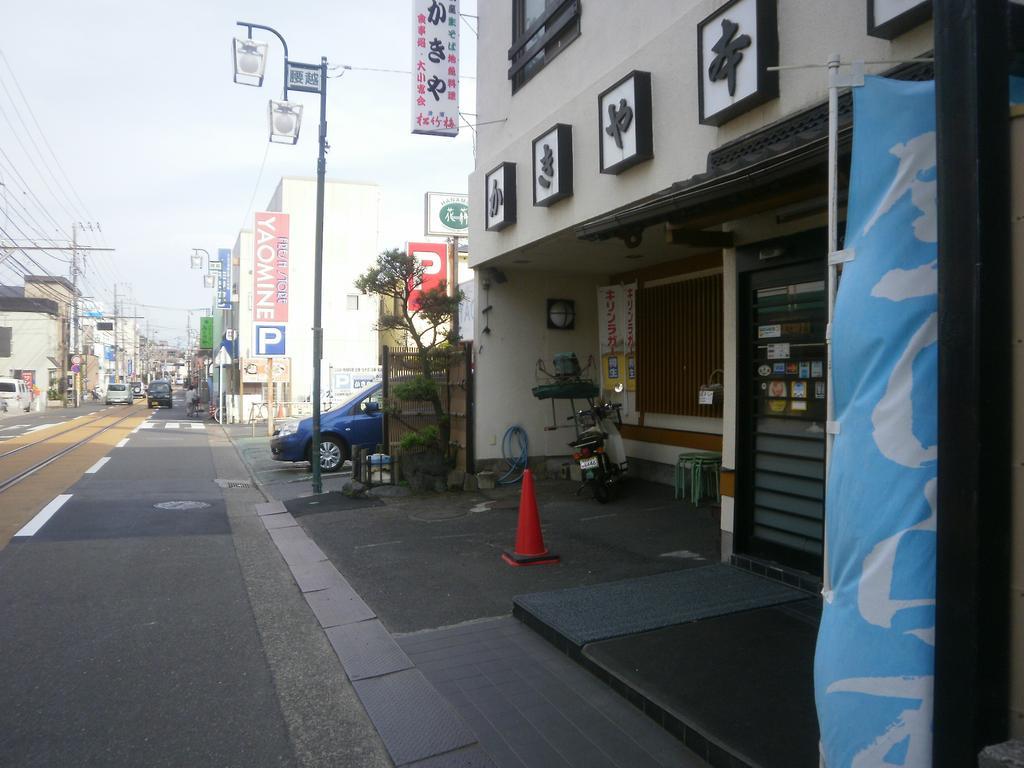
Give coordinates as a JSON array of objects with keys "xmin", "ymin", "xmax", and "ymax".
[{"xmin": 0, "ymin": 0, "xmax": 477, "ymax": 347}]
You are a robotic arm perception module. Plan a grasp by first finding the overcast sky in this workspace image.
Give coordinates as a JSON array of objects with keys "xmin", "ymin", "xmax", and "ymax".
[{"xmin": 0, "ymin": 0, "xmax": 477, "ymax": 346}]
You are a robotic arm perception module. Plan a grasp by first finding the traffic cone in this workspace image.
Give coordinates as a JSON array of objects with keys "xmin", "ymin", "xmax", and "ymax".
[
  {"xmin": 276, "ymin": 402, "xmax": 285, "ymax": 419},
  {"xmin": 502, "ymin": 469, "xmax": 560, "ymax": 566}
]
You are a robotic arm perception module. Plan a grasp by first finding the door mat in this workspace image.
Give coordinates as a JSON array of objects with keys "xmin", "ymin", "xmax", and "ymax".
[{"xmin": 513, "ymin": 563, "xmax": 808, "ymax": 647}]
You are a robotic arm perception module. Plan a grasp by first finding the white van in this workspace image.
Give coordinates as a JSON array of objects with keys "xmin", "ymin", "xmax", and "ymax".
[{"xmin": 0, "ymin": 378, "xmax": 32, "ymax": 413}]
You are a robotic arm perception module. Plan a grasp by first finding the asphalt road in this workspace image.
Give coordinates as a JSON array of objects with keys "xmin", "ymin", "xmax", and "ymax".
[{"xmin": 0, "ymin": 400, "xmax": 390, "ymax": 768}]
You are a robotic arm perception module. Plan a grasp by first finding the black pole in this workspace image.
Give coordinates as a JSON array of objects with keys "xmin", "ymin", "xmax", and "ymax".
[
  {"xmin": 933, "ymin": 0, "xmax": 1012, "ymax": 761},
  {"xmin": 311, "ymin": 56, "xmax": 328, "ymax": 495}
]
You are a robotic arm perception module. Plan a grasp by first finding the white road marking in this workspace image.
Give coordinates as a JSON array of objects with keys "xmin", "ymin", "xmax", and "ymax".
[
  {"xmin": 139, "ymin": 422, "xmax": 155, "ymax": 429},
  {"xmin": 190, "ymin": 422, "xmax": 205, "ymax": 430},
  {"xmin": 353, "ymin": 540, "xmax": 404, "ymax": 550},
  {"xmin": 26, "ymin": 423, "xmax": 58, "ymax": 433},
  {"xmin": 580, "ymin": 513, "xmax": 617, "ymax": 522},
  {"xmin": 0, "ymin": 424, "xmax": 30, "ymax": 431},
  {"xmin": 85, "ymin": 457, "xmax": 111, "ymax": 474},
  {"xmin": 15, "ymin": 494, "xmax": 72, "ymax": 537},
  {"xmin": 165, "ymin": 422, "xmax": 180, "ymax": 429},
  {"xmin": 116, "ymin": 438, "xmax": 129, "ymax": 448},
  {"xmin": 660, "ymin": 550, "xmax": 704, "ymax": 560}
]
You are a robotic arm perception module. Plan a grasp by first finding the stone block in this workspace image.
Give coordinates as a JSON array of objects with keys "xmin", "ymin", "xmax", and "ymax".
[
  {"xmin": 447, "ymin": 469, "xmax": 466, "ymax": 491},
  {"xmin": 477, "ymin": 471, "xmax": 496, "ymax": 490}
]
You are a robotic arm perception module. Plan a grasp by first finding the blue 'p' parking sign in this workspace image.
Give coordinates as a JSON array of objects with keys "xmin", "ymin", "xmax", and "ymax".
[{"xmin": 254, "ymin": 324, "xmax": 287, "ymax": 356}]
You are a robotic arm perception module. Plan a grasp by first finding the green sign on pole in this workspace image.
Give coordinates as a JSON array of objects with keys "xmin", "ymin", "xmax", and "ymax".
[{"xmin": 199, "ymin": 316, "xmax": 214, "ymax": 350}]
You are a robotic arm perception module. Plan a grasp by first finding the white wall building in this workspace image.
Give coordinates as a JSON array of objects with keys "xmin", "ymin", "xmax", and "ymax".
[
  {"xmin": 233, "ymin": 178, "xmax": 382, "ymax": 412},
  {"xmin": 469, "ymin": 1, "xmax": 932, "ymax": 573}
]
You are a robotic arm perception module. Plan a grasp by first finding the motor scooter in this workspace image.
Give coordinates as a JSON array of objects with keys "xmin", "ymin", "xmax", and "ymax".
[{"xmin": 568, "ymin": 401, "xmax": 628, "ymax": 502}]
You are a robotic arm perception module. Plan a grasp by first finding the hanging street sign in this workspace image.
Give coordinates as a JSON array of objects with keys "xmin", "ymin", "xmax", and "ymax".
[{"xmin": 424, "ymin": 192, "xmax": 469, "ymax": 236}]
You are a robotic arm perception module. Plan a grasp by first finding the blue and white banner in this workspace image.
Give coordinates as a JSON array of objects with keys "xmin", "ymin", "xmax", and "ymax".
[
  {"xmin": 815, "ymin": 76, "xmax": 937, "ymax": 766},
  {"xmin": 212, "ymin": 248, "xmax": 232, "ymax": 310}
]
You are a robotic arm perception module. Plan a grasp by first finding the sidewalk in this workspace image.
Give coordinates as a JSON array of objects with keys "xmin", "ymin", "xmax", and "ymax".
[{"xmin": 227, "ymin": 423, "xmax": 818, "ymax": 767}]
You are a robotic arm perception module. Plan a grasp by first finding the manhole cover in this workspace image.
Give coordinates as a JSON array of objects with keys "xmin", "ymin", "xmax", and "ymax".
[
  {"xmin": 215, "ymin": 478, "xmax": 252, "ymax": 489},
  {"xmin": 226, "ymin": 482, "xmax": 251, "ymax": 489},
  {"xmin": 154, "ymin": 501, "xmax": 211, "ymax": 510}
]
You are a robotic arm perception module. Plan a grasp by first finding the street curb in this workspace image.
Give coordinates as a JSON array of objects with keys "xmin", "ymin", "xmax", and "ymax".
[{"xmin": 223, "ymin": 426, "xmax": 491, "ymax": 768}]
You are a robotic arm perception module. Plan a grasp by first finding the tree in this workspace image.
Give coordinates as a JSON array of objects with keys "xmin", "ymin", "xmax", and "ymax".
[{"xmin": 355, "ymin": 247, "xmax": 462, "ymax": 460}]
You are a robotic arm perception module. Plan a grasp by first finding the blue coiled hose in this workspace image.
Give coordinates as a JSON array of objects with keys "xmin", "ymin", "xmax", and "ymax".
[{"xmin": 498, "ymin": 425, "xmax": 528, "ymax": 485}]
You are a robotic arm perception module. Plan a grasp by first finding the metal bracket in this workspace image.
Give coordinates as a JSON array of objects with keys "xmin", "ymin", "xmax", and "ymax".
[
  {"xmin": 829, "ymin": 61, "xmax": 865, "ymax": 89},
  {"xmin": 826, "ymin": 421, "xmax": 841, "ymax": 435},
  {"xmin": 829, "ymin": 248, "xmax": 855, "ymax": 265}
]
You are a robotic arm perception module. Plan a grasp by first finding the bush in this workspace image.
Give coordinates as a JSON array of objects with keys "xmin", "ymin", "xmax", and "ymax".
[
  {"xmin": 391, "ymin": 375, "xmax": 438, "ymax": 403},
  {"xmin": 399, "ymin": 425, "xmax": 440, "ymax": 452},
  {"xmin": 47, "ymin": 387, "xmax": 59, "ymax": 401}
]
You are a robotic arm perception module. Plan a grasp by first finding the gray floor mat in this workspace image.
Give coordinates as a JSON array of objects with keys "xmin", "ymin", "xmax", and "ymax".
[{"xmin": 513, "ymin": 563, "xmax": 807, "ymax": 646}]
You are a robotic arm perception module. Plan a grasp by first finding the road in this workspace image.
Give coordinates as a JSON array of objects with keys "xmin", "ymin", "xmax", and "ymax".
[{"xmin": 0, "ymin": 397, "xmax": 390, "ymax": 768}]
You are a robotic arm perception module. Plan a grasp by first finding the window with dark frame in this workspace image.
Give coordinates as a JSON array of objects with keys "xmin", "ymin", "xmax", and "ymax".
[{"xmin": 509, "ymin": 0, "xmax": 581, "ymax": 92}]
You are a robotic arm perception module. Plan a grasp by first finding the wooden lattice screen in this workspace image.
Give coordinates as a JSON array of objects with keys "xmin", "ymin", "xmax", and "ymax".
[
  {"xmin": 636, "ymin": 274, "xmax": 724, "ymax": 418},
  {"xmin": 383, "ymin": 343, "xmax": 471, "ymax": 472}
]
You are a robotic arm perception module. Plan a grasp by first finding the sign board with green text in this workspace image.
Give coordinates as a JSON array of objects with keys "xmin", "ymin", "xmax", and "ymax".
[
  {"xmin": 424, "ymin": 192, "xmax": 469, "ymax": 237},
  {"xmin": 199, "ymin": 316, "xmax": 214, "ymax": 350}
]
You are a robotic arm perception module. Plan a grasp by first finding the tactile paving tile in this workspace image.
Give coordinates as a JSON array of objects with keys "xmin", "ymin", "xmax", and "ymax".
[
  {"xmin": 325, "ymin": 619, "xmax": 413, "ymax": 681},
  {"xmin": 352, "ymin": 668, "xmax": 476, "ymax": 766},
  {"xmin": 305, "ymin": 584, "xmax": 375, "ymax": 628}
]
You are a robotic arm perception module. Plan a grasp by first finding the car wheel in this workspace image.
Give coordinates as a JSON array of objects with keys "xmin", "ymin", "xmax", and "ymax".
[{"xmin": 318, "ymin": 437, "xmax": 348, "ymax": 473}]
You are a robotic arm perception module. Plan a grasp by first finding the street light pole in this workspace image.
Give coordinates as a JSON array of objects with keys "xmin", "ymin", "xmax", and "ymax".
[
  {"xmin": 234, "ymin": 22, "xmax": 328, "ymax": 495},
  {"xmin": 310, "ymin": 55, "xmax": 328, "ymax": 495}
]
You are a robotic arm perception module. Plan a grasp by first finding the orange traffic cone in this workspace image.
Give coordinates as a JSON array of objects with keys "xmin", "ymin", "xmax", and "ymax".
[
  {"xmin": 276, "ymin": 402, "xmax": 285, "ymax": 419},
  {"xmin": 502, "ymin": 469, "xmax": 560, "ymax": 566}
]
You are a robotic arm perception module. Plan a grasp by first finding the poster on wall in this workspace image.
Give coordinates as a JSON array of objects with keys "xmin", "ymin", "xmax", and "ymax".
[{"xmin": 597, "ymin": 283, "xmax": 638, "ymax": 408}]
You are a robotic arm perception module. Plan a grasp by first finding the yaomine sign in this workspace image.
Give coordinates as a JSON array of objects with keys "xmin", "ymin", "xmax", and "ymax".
[
  {"xmin": 424, "ymin": 192, "xmax": 468, "ymax": 237},
  {"xmin": 253, "ymin": 212, "xmax": 289, "ymax": 324}
]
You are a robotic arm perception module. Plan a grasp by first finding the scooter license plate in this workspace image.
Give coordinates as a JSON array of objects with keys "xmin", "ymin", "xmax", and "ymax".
[{"xmin": 579, "ymin": 457, "xmax": 599, "ymax": 470}]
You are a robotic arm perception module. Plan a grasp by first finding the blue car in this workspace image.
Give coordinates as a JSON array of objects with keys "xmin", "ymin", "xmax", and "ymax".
[{"xmin": 270, "ymin": 382, "xmax": 384, "ymax": 472}]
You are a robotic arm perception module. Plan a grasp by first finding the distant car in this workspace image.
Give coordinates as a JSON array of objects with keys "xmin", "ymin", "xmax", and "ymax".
[
  {"xmin": 131, "ymin": 382, "xmax": 143, "ymax": 398},
  {"xmin": 0, "ymin": 378, "xmax": 32, "ymax": 413},
  {"xmin": 271, "ymin": 383, "xmax": 383, "ymax": 472},
  {"xmin": 105, "ymin": 383, "xmax": 133, "ymax": 405},
  {"xmin": 147, "ymin": 380, "xmax": 173, "ymax": 408}
]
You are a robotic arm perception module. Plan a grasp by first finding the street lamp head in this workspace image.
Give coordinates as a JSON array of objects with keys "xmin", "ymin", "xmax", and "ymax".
[
  {"xmin": 233, "ymin": 38, "xmax": 268, "ymax": 86},
  {"xmin": 268, "ymin": 99, "xmax": 302, "ymax": 144},
  {"xmin": 203, "ymin": 274, "xmax": 215, "ymax": 289},
  {"xmin": 190, "ymin": 252, "xmax": 203, "ymax": 270}
]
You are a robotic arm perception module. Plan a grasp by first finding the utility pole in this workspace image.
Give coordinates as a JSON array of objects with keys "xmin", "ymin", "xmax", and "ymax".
[{"xmin": 71, "ymin": 223, "xmax": 79, "ymax": 407}]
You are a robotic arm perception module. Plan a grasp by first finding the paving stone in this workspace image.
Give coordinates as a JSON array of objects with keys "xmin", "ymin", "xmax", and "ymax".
[
  {"xmin": 288, "ymin": 560, "xmax": 351, "ymax": 593},
  {"xmin": 325, "ymin": 619, "xmax": 413, "ymax": 681},
  {"xmin": 255, "ymin": 500, "xmax": 286, "ymax": 516},
  {"xmin": 261, "ymin": 512, "xmax": 298, "ymax": 530},
  {"xmin": 305, "ymin": 584, "xmax": 376, "ymax": 628},
  {"xmin": 352, "ymin": 668, "xmax": 476, "ymax": 766},
  {"xmin": 268, "ymin": 525, "xmax": 327, "ymax": 566}
]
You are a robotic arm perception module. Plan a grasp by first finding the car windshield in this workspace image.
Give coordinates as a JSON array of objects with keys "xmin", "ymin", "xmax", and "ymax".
[
  {"xmin": 0, "ymin": 383, "xmax": 15, "ymax": 392},
  {"xmin": 149, "ymin": 383, "xmax": 170, "ymax": 393},
  {"xmin": 109, "ymin": 384, "xmax": 127, "ymax": 391}
]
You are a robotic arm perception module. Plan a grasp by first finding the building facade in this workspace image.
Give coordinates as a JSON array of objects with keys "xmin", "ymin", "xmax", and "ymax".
[
  {"xmin": 470, "ymin": 0, "xmax": 932, "ymax": 572},
  {"xmin": 230, "ymin": 178, "xmax": 383, "ymax": 419},
  {"xmin": 469, "ymin": 0, "xmax": 1022, "ymax": 748}
]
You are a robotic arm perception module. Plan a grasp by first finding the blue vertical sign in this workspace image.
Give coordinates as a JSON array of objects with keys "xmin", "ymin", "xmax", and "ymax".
[
  {"xmin": 212, "ymin": 248, "xmax": 232, "ymax": 310},
  {"xmin": 815, "ymin": 77, "xmax": 937, "ymax": 766}
]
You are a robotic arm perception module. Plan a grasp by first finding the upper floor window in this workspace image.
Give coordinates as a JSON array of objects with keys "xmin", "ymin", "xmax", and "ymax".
[{"xmin": 509, "ymin": 0, "xmax": 581, "ymax": 93}]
